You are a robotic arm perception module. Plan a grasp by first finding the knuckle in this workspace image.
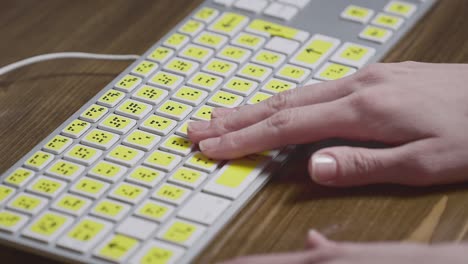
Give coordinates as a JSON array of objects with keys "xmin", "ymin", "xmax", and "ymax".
[
  {"xmin": 340, "ymin": 148, "xmax": 382, "ymax": 178},
  {"xmin": 347, "ymin": 91, "xmax": 378, "ymax": 113},
  {"xmin": 355, "ymin": 63, "xmax": 388, "ymax": 85},
  {"xmin": 219, "ymin": 133, "xmax": 238, "ymax": 150},
  {"xmin": 266, "ymin": 91, "xmax": 292, "ymax": 113},
  {"xmin": 267, "ymin": 110, "xmax": 293, "ymax": 132}
]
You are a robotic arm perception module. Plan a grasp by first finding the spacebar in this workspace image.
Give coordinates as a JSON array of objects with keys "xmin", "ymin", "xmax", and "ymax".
[{"xmin": 203, "ymin": 154, "xmax": 271, "ymax": 199}]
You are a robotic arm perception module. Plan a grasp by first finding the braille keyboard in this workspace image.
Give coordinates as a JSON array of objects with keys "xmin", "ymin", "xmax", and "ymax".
[{"xmin": 0, "ymin": 0, "xmax": 437, "ymax": 263}]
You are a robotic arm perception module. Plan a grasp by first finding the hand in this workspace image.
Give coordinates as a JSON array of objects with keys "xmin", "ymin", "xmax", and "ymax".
[
  {"xmin": 219, "ymin": 231, "xmax": 467, "ymax": 264},
  {"xmin": 188, "ymin": 62, "xmax": 468, "ymax": 186}
]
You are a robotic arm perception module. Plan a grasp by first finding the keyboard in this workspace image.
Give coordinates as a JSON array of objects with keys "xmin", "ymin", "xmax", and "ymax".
[{"xmin": 0, "ymin": 0, "xmax": 436, "ymax": 263}]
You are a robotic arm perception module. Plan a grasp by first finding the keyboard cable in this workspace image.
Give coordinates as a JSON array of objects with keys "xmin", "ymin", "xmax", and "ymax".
[{"xmin": 0, "ymin": 52, "xmax": 140, "ymax": 76}]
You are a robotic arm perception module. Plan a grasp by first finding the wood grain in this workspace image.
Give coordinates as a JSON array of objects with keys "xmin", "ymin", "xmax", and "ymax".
[{"xmin": 0, "ymin": 1, "xmax": 467, "ymax": 263}]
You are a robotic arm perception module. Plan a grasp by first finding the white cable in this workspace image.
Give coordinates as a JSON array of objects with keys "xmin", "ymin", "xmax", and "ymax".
[{"xmin": 0, "ymin": 52, "xmax": 140, "ymax": 76}]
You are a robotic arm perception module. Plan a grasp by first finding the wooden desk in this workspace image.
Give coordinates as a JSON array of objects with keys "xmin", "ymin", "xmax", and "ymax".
[{"xmin": 1, "ymin": 1, "xmax": 467, "ymax": 263}]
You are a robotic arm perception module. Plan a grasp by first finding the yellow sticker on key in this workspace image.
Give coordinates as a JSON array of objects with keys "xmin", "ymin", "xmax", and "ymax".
[
  {"xmin": 25, "ymin": 151, "xmax": 54, "ymax": 170},
  {"xmin": 164, "ymin": 33, "xmax": 189, "ymax": 50},
  {"xmin": 223, "ymin": 77, "xmax": 257, "ymax": 96},
  {"xmin": 30, "ymin": 177, "xmax": 64, "ymax": 196},
  {"xmin": 98, "ymin": 234, "xmax": 138, "ymax": 261},
  {"xmin": 137, "ymin": 201, "xmax": 171, "ymax": 222},
  {"xmin": 115, "ymin": 74, "xmax": 142, "ymax": 93},
  {"xmin": 216, "ymin": 155, "xmax": 268, "ymax": 188},
  {"xmin": 248, "ymin": 92, "xmax": 272, "ymax": 105},
  {"xmin": 141, "ymin": 115, "xmax": 177, "ymax": 135},
  {"xmin": 179, "ymin": 19, "xmax": 204, "ymax": 36},
  {"xmin": 294, "ymin": 40, "xmax": 335, "ymax": 66},
  {"xmin": 210, "ymin": 12, "xmax": 247, "ymax": 36},
  {"xmin": 263, "ymin": 78, "xmax": 295, "ymax": 94},
  {"xmin": 90, "ymin": 161, "xmax": 124, "ymax": 180},
  {"xmin": 161, "ymin": 135, "xmax": 193, "ymax": 155},
  {"xmin": 132, "ymin": 60, "xmax": 158, "ymax": 77},
  {"xmin": 62, "ymin": 119, "xmax": 91, "ymax": 138},
  {"xmin": 247, "ymin": 19, "xmax": 300, "ymax": 40},
  {"xmin": 29, "ymin": 212, "xmax": 68, "ymax": 236},
  {"xmin": 43, "ymin": 135, "xmax": 72, "ymax": 154},
  {"xmin": 148, "ymin": 47, "xmax": 173, "ymax": 63},
  {"xmin": 67, "ymin": 219, "xmax": 105, "ymax": 242},
  {"xmin": 162, "ymin": 220, "xmax": 197, "ymax": 244},
  {"xmin": 209, "ymin": 90, "xmax": 243, "ymax": 107},
  {"xmin": 0, "ymin": 185, "xmax": 14, "ymax": 204},
  {"xmin": 193, "ymin": 7, "xmax": 218, "ymax": 23},
  {"xmin": 317, "ymin": 63, "xmax": 355, "ymax": 80},
  {"xmin": 4, "ymin": 168, "xmax": 34, "ymax": 187},
  {"xmin": 0, "ymin": 211, "xmax": 22, "ymax": 228},
  {"xmin": 80, "ymin": 104, "xmax": 108, "ymax": 122},
  {"xmin": 192, "ymin": 105, "xmax": 214, "ymax": 121},
  {"xmin": 47, "ymin": 160, "xmax": 82, "ymax": 179},
  {"xmin": 97, "ymin": 89, "xmax": 125, "ymax": 107},
  {"xmin": 55, "ymin": 195, "xmax": 88, "ymax": 213}
]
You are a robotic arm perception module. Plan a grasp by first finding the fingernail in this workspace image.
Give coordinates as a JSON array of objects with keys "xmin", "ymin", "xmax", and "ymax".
[
  {"xmin": 199, "ymin": 137, "xmax": 220, "ymax": 152},
  {"xmin": 312, "ymin": 154, "xmax": 337, "ymax": 183},
  {"xmin": 188, "ymin": 121, "xmax": 210, "ymax": 132}
]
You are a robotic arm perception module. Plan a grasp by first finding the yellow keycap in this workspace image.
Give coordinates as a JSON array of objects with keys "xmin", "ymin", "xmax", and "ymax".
[
  {"xmin": 65, "ymin": 218, "xmax": 106, "ymax": 242},
  {"xmin": 25, "ymin": 150, "xmax": 54, "ymax": 171},
  {"xmin": 64, "ymin": 144, "xmax": 102, "ymax": 166},
  {"xmin": 115, "ymin": 99, "xmax": 152, "ymax": 119},
  {"xmin": 193, "ymin": 7, "xmax": 219, "ymax": 23},
  {"xmin": 385, "ymin": 0, "xmax": 416, "ymax": 18},
  {"xmin": 185, "ymin": 152, "xmax": 219, "ymax": 173},
  {"xmin": 82, "ymin": 128, "xmax": 119, "ymax": 150},
  {"xmin": 341, "ymin": 5, "xmax": 375, "ymax": 23},
  {"xmin": 209, "ymin": 12, "xmax": 248, "ymax": 36},
  {"xmin": 176, "ymin": 121, "xmax": 189, "ymax": 137},
  {"xmin": 172, "ymin": 86, "xmax": 208, "ymax": 106},
  {"xmin": 97, "ymin": 89, "xmax": 125, "ymax": 107},
  {"xmin": 164, "ymin": 33, "xmax": 189, "ymax": 50},
  {"xmin": 191, "ymin": 105, "xmax": 214, "ymax": 121},
  {"xmin": 262, "ymin": 78, "xmax": 296, "ymax": 94},
  {"xmin": 109, "ymin": 182, "xmax": 148, "ymax": 204},
  {"xmin": 159, "ymin": 219, "xmax": 204, "ymax": 246},
  {"xmin": 372, "ymin": 13, "xmax": 404, "ymax": 30},
  {"xmin": 232, "ymin": 32, "xmax": 265, "ymax": 50},
  {"xmin": 0, "ymin": 210, "xmax": 27, "ymax": 232},
  {"xmin": 179, "ymin": 19, "xmax": 204, "ymax": 36},
  {"xmin": 123, "ymin": 129, "xmax": 160, "ymax": 151},
  {"xmin": 28, "ymin": 176, "xmax": 65, "ymax": 198},
  {"xmin": 168, "ymin": 167, "xmax": 206, "ymax": 189},
  {"xmin": 194, "ymin": 31, "xmax": 227, "ymax": 49},
  {"xmin": 208, "ymin": 90, "xmax": 243, "ymax": 108},
  {"xmin": 0, "ymin": 185, "xmax": 14, "ymax": 204},
  {"xmin": 359, "ymin": 25, "xmax": 392, "ymax": 44},
  {"xmin": 135, "ymin": 200, "xmax": 174, "ymax": 222},
  {"xmin": 203, "ymin": 58, "xmax": 237, "ymax": 77},
  {"xmin": 215, "ymin": 155, "xmax": 267, "ymax": 187},
  {"xmin": 89, "ymin": 160, "xmax": 126, "ymax": 182},
  {"xmin": 127, "ymin": 166, "xmax": 164, "ymax": 188},
  {"xmin": 149, "ymin": 71, "xmax": 183, "ymax": 90},
  {"xmin": 114, "ymin": 74, "xmax": 142, "ymax": 93},
  {"xmin": 91, "ymin": 199, "xmax": 129, "ymax": 221},
  {"xmin": 26, "ymin": 212, "xmax": 71, "ymax": 240},
  {"xmin": 8, "ymin": 193, "xmax": 47, "ymax": 215},
  {"xmin": 131, "ymin": 60, "xmax": 159, "ymax": 78},
  {"xmin": 252, "ymin": 50, "xmax": 285, "ymax": 68},
  {"xmin": 218, "ymin": 45, "xmax": 251, "ymax": 63},
  {"xmin": 148, "ymin": 47, "xmax": 174, "ymax": 64},
  {"xmin": 53, "ymin": 194, "xmax": 91, "ymax": 216},
  {"xmin": 276, "ymin": 64, "xmax": 311, "ymax": 83},
  {"xmin": 96, "ymin": 234, "xmax": 139, "ymax": 262},
  {"xmin": 140, "ymin": 114, "xmax": 177, "ymax": 136},
  {"xmin": 107, "ymin": 145, "xmax": 144, "ymax": 167},
  {"xmin": 187, "ymin": 72, "xmax": 222, "ymax": 92},
  {"xmin": 247, "ymin": 92, "xmax": 272, "ymax": 105},
  {"xmin": 43, "ymin": 135, "xmax": 72, "ymax": 154},
  {"xmin": 315, "ymin": 62, "xmax": 356, "ymax": 81},
  {"xmin": 132, "ymin": 85, "xmax": 168, "ymax": 105},
  {"xmin": 246, "ymin": 19, "xmax": 308, "ymax": 41},
  {"xmin": 4, "ymin": 168, "xmax": 34, "ymax": 187},
  {"xmin": 153, "ymin": 183, "xmax": 190, "ymax": 205},
  {"xmin": 62, "ymin": 119, "xmax": 91, "ymax": 138},
  {"xmin": 142, "ymin": 149, "xmax": 179, "ymax": 170},
  {"xmin": 156, "ymin": 100, "xmax": 192, "ymax": 121},
  {"xmin": 80, "ymin": 104, "xmax": 108, "ymax": 123},
  {"xmin": 99, "ymin": 114, "xmax": 136, "ymax": 135},
  {"xmin": 72, "ymin": 177, "xmax": 109, "ymax": 199},
  {"xmin": 291, "ymin": 35, "xmax": 340, "ymax": 69},
  {"xmin": 331, "ymin": 42, "xmax": 376, "ymax": 68},
  {"xmin": 46, "ymin": 160, "xmax": 83, "ymax": 181},
  {"xmin": 223, "ymin": 77, "xmax": 257, "ymax": 96},
  {"xmin": 180, "ymin": 44, "xmax": 213, "ymax": 63},
  {"xmin": 164, "ymin": 58, "xmax": 199, "ymax": 76},
  {"xmin": 160, "ymin": 135, "xmax": 193, "ymax": 156},
  {"xmin": 239, "ymin": 63, "xmax": 271, "ymax": 82}
]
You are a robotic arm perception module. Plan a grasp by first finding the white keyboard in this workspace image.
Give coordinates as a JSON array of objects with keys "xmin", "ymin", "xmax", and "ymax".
[{"xmin": 0, "ymin": 0, "xmax": 437, "ymax": 263}]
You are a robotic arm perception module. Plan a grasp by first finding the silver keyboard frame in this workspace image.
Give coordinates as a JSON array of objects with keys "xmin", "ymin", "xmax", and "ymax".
[{"xmin": 0, "ymin": 0, "xmax": 437, "ymax": 263}]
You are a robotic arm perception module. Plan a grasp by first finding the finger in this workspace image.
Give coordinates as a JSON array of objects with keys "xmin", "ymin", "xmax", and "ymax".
[
  {"xmin": 218, "ymin": 251, "xmax": 318, "ymax": 264},
  {"xmin": 306, "ymin": 230, "xmax": 335, "ymax": 249},
  {"xmin": 188, "ymin": 78, "xmax": 357, "ymax": 143},
  {"xmin": 199, "ymin": 100, "xmax": 362, "ymax": 159},
  {"xmin": 211, "ymin": 107, "xmax": 238, "ymax": 119},
  {"xmin": 308, "ymin": 139, "xmax": 439, "ymax": 187}
]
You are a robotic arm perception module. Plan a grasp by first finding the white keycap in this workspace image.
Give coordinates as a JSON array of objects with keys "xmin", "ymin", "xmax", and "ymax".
[
  {"xmin": 214, "ymin": 0, "xmax": 235, "ymax": 6},
  {"xmin": 359, "ymin": 26, "xmax": 393, "ymax": 44},
  {"xmin": 203, "ymin": 155, "xmax": 271, "ymax": 199},
  {"xmin": 26, "ymin": 175, "xmax": 67, "ymax": 199},
  {"xmin": 45, "ymin": 159, "xmax": 85, "ymax": 181},
  {"xmin": 134, "ymin": 199, "xmax": 175, "ymax": 223},
  {"xmin": 178, "ymin": 192, "xmax": 231, "ymax": 225},
  {"xmin": 264, "ymin": 2, "xmax": 298, "ymax": 21},
  {"xmin": 156, "ymin": 218, "xmax": 206, "ymax": 247},
  {"xmin": 90, "ymin": 199, "xmax": 131, "ymax": 222},
  {"xmin": 130, "ymin": 240, "xmax": 185, "ymax": 264},
  {"xmin": 116, "ymin": 216, "xmax": 159, "ymax": 240},
  {"xmin": 314, "ymin": 62, "xmax": 357, "ymax": 81},
  {"xmin": 22, "ymin": 211, "xmax": 74, "ymax": 243},
  {"xmin": 164, "ymin": 57, "xmax": 200, "ymax": 77},
  {"xmin": 57, "ymin": 216, "xmax": 113, "ymax": 253},
  {"xmin": 340, "ymin": 5, "xmax": 375, "ymax": 24},
  {"xmin": 88, "ymin": 161, "xmax": 127, "ymax": 183},
  {"xmin": 115, "ymin": 99, "xmax": 152, "ymax": 120},
  {"xmin": 278, "ymin": 0, "xmax": 310, "ymax": 8},
  {"xmin": 265, "ymin": 37, "xmax": 300, "ymax": 56},
  {"xmin": 304, "ymin": 79, "xmax": 322, "ymax": 86},
  {"xmin": 7, "ymin": 193, "xmax": 48, "ymax": 215},
  {"xmin": 81, "ymin": 129, "xmax": 120, "ymax": 150},
  {"xmin": 384, "ymin": 0, "xmax": 417, "ymax": 18},
  {"xmin": 234, "ymin": 0, "xmax": 268, "ymax": 13},
  {"xmin": 231, "ymin": 33, "xmax": 266, "ymax": 51},
  {"xmin": 330, "ymin": 42, "xmax": 376, "ymax": 68},
  {"xmin": 371, "ymin": 12, "xmax": 405, "ymax": 30},
  {"xmin": 0, "ymin": 209, "xmax": 29, "ymax": 233},
  {"xmin": 51, "ymin": 193, "xmax": 93, "ymax": 216}
]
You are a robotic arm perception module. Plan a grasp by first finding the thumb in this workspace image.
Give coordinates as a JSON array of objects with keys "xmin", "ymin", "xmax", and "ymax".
[
  {"xmin": 308, "ymin": 146, "xmax": 410, "ymax": 187},
  {"xmin": 306, "ymin": 230, "xmax": 334, "ymax": 249}
]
